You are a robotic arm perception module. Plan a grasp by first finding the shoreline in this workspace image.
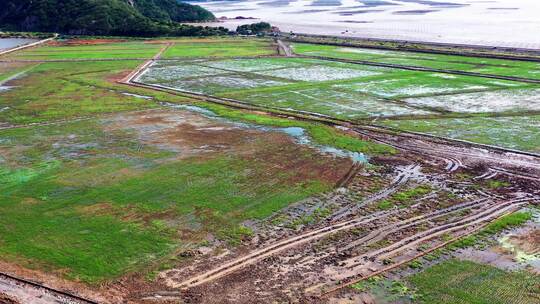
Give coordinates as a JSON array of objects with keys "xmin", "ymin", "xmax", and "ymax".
[{"xmin": 189, "ymin": 0, "xmax": 540, "ymax": 49}]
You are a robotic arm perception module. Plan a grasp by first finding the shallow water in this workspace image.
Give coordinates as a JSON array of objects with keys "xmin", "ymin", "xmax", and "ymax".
[
  {"xmin": 280, "ymin": 126, "xmax": 368, "ymax": 163},
  {"xmin": 160, "ymin": 103, "xmax": 368, "ymax": 162},
  {"xmin": 189, "ymin": 0, "xmax": 540, "ymax": 48},
  {"xmin": 0, "ymin": 38, "xmax": 38, "ymax": 51}
]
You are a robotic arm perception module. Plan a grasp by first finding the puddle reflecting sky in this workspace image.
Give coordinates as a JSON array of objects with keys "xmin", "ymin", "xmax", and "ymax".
[{"xmin": 0, "ymin": 38, "xmax": 38, "ymax": 51}]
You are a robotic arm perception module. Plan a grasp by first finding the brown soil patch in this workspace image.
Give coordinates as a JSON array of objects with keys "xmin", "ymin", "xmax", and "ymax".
[
  {"xmin": 0, "ymin": 62, "xmax": 32, "ymax": 75},
  {"xmin": 105, "ymin": 109, "xmax": 352, "ymax": 185},
  {"xmin": 508, "ymin": 229, "xmax": 540, "ymax": 254},
  {"xmin": 106, "ymin": 70, "xmax": 132, "ymax": 83},
  {"xmin": 245, "ymin": 132, "xmax": 352, "ymax": 185}
]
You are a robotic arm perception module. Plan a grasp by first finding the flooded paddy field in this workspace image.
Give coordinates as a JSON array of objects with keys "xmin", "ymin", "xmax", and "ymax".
[
  {"xmin": 138, "ymin": 53, "xmax": 540, "ymax": 142},
  {"xmin": 379, "ymin": 115, "xmax": 540, "ymax": 152},
  {"xmin": 1, "ymin": 37, "xmax": 539, "ymax": 303},
  {"xmin": 292, "ymin": 43, "xmax": 540, "ymax": 80}
]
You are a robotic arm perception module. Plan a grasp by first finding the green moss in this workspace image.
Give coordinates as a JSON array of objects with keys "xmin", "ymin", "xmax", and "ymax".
[
  {"xmin": 446, "ymin": 211, "xmax": 532, "ymax": 251},
  {"xmin": 482, "ymin": 212, "xmax": 532, "ymax": 235},
  {"xmin": 486, "ymin": 180, "xmax": 511, "ymax": 189}
]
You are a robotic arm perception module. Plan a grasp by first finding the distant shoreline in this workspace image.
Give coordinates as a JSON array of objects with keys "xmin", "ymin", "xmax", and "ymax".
[{"xmin": 190, "ymin": 0, "xmax": 540, "ymax": 49}]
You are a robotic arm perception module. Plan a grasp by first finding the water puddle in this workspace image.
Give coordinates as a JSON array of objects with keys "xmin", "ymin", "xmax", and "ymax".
[
  {"xmin": 457, "ymin": 208, "xmax": 540, "ymax": 273},
  {"xmin": 0, "ymin": 86, "xmax": 12, "ymax": 93},
  {"xmin": 160, "ymin": 102, "xmax": 218, "ymax": 117},
  {"xmin": 159, "ymin": 102, "xmax": 367, "ymax": 163},
  {"xmin": 280, "ymin": 127, "xmax": 368, "ymax": 163},
  {"xmin": 121, "ymin": 92, "xmax": 153, "ymax": 99}
]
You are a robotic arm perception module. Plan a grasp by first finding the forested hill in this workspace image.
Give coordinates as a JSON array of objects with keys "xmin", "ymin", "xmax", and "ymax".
[{"xmin": 0, "ymin": 0, "xmax": 222, "ymax": 36}]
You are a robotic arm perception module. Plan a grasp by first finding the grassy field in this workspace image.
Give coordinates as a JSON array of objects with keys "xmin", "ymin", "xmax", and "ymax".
[
  {"xmin": 408, "ymin": 259, "xmax": 540, "ymax": 304},
  {"xmin": 162, "ymin": 38, "xmax": 276, "ymax": 58},
  {"xmin": 0, "ymin": 60, "xmax": 157, "ymax": 124},
  {"xmin": 3, "ymin": 41, "xmax": 165, "ymax": 60},
  {"xmin": 0, "ymin": 105, "xmax": 355, "ymax": 283}
]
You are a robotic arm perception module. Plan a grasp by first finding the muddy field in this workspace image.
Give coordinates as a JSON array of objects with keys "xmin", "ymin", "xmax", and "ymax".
[
  {"xmin": 146, "ymin": 126, "xmax": 540, "ymax": 304},
  {"xmin": 1, "ymin": 37, "xmax": 539, "ymax": 304}
]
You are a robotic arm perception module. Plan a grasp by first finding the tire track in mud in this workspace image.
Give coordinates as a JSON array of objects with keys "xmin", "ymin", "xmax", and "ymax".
[
  {"xmin": 167, "ymin": 209, "xmax": 400, "ymax": 289},
  {"xmin": 164, "ymin": 164, "xmax": 466, "ymax": 289},
  {"xmin": 317, "ymin": 197, "xmax": 532, "ymax": 296},
  {"xmin": 354, "ymin": 127, "xmax": 540, "ymax": 181},
  {"xmin": 340, "ymin": 198, "xmax": 491, "ymax": 255},
  {"xmin": 354, "ymin": 128, "xmax": 466, "ymax": 174},
  {"xmin": 331, "ymin": 164, "xmax": 419, "ymax": 221},
  {"xmin": 334, "ymin": 162, "xmax": 363, "ymax": 188},
  {"xmin": 292, "ymin": 197, "xmax": 490, "ymax": 268},
  {"xmin": 166, "ymin": 166, "xmax": 423, "ymax": 289},
  {"xmin": 372, "ymin": 199, "xmax": 528, "ymax": 260}
]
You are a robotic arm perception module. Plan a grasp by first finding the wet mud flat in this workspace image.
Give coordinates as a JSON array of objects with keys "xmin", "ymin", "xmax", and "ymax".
[
  {"xmin": 121, "ymin": 54, "xmax": 540, "ymax": 303},
  {"xmin": 138, "ymin": 130, "xmax": 540, "ymax": 303}
]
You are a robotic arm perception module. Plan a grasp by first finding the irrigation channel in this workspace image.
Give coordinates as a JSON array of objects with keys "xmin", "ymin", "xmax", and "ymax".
[{"xmin": 120, "ymin": 41, "xmax": 540, "ymax": 298}]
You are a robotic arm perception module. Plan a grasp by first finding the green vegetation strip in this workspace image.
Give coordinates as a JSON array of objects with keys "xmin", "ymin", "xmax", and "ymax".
[
  {"xmin": 162, "ymin": 39, "xmax": 276, "ymax": 58},
  {"xmin": 408, "ymin": 259, "xmax": 540, "ymax": 304}
]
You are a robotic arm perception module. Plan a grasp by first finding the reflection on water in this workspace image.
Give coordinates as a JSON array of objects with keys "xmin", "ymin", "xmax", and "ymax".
[
  {"xmin": 189, "ymin": 0, "xmax": 540, "ymax": 48},
  {"xmin": 0, "ymin": 38, "xmax": 38, "ymax": 51}
]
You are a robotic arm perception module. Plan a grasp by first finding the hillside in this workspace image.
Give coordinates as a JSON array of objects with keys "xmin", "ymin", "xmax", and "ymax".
[{"xmin": 0, "ymin": 0, "xmax": 220, "ymax": 36}]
